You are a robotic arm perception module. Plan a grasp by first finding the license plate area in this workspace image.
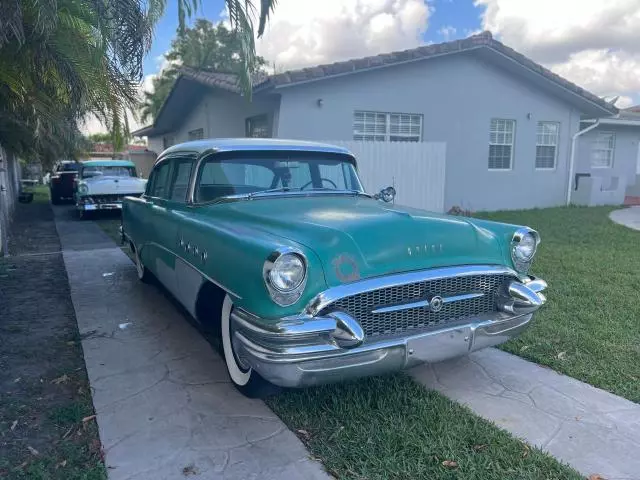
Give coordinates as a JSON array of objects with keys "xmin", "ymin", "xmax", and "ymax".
[{"xmin": 406, "ymin": 325, "xmax": 472, "ymax": 365}]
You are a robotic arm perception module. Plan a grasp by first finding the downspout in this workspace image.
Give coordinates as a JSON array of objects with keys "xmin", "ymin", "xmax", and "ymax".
[{"xmin": 567, "ymin": 120, "xmax": 600, "ymax": 205}]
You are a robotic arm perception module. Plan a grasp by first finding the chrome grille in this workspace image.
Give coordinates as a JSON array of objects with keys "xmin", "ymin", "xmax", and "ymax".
[{"xmin": 319, "ymin": 274, "xmax": 511, "ymax": 338}]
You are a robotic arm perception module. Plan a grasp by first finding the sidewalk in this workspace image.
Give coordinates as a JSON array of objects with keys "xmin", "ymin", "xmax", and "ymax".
[
  {"xmin": 52, "ymin": 206, "xmax": 329, "ymax": 480},
  {"xmin": 411, "ymin": 348, "xmax": 640, "ymax": 480}
]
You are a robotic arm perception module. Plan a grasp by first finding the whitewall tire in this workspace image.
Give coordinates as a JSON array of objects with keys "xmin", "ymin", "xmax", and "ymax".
[{"xmin": 220, "ymin": 294, "xmax": 278, "ymax": 398}]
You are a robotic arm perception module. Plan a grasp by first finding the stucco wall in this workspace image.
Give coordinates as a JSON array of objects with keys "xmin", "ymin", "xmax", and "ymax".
[
  {"xmin": 147, "ymin": 90, "xmax": 280, "ymax": 155},
  {"xmin": 575, "ymin": 125, "xmax": 640, "ymax": 190},
  {"xmin": 276, "ymin": 53, "xmax": 580, "ymax": 211}
]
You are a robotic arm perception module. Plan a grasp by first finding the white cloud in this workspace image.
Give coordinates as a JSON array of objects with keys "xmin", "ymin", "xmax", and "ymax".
[
  {"xmin": 256, "ymin": 0, "xmax": 432, "ymax": 69},
  {"xmin": 475, "ymin": 0, "xmax": 640, "ymax": 106},
  {"xmin": 438, "ymin": 25, "xmax": 457, "ymax": 41}
]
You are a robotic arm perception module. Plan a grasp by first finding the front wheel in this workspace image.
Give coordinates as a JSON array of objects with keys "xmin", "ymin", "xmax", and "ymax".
[
  {"xmin": 220, "ymin": 295, "xmax": 278, "ymax": 398},
  {"xmin": 132, "ymin": 242, "xmax": 151, "ymax": 283}
]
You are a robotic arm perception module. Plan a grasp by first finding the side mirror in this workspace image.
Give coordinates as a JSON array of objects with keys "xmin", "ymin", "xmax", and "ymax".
[{"xmin": 374, "ymin": 186, "xmax": 396, "ymax": 203}]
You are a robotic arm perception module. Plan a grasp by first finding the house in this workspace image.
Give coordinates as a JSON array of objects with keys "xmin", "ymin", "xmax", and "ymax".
[
  {"xmin": 573, "ymin": 107, "xmax": 640, "ymax": 206},
  {"xmin": 134, "ymin": 31, "xmax": 629, "ymax": 211}
]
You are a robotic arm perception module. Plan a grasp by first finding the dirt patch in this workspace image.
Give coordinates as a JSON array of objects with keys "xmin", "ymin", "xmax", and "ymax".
[{"xmin": 0, "ymin": 201, "xmax": 105, "ymax": 479}]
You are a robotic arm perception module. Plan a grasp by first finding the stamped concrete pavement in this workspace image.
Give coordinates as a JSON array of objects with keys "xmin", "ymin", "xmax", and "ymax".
[
  {"xmin": 52, "ymin": 206, "xmax": 328, "ymax": 480},
  {"xmin": 610, "ymin": 206, "xmax": 640, "ymax": 231},
  {"xmin": 411, "ymin": 349, "xmax": 640, "ymax": 480}
]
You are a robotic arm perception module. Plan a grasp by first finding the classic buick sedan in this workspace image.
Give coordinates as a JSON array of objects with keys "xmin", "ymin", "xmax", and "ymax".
[{"xmin": 122, "ymin": 139, "xmax": 546, "ymax": 397}]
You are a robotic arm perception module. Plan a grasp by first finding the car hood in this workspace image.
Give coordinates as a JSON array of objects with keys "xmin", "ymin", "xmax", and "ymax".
[
  {"xmin": 215, "ymin": 196, "xmax": 509, "ymax": 287},
  {"xmin": 81, "ymin": 176, "xmax": 147, "ymax": 195}
]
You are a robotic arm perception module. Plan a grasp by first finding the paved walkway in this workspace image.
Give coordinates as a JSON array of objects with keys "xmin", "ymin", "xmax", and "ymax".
[
  {"xmin": 411, "ymin": 348, "xmax": 640, "ymax": 480},
  {"xmin": 610, "ymin": 206, "xmax": 640, "ymax": 231},
  {"xmin": 52, "ymin": 206, "xmax": 328, "ymax": 480}
]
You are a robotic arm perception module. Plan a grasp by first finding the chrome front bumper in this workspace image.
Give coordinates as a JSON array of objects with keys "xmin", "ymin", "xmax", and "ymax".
[{"xmin": 232, "ymin": 274, "xmax": 547, "ymax": 388}]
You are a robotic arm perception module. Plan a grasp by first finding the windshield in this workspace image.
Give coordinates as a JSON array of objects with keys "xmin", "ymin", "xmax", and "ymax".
[
  {"xmin": 81, "ymin": 165, "xmax": 136, "ymax": 178},
  {"xmin": 195, "ymin": 152, "xmax": 364, "ymax": 203}
]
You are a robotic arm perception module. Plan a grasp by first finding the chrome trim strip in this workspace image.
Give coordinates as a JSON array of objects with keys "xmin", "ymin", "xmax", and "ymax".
[
  {"xmin": 138, "ymin": 240, "xmax": 242, "ymax": 299},
  {"xmin": 371, "ymin": 292, "xmax": 485, "ymax": 314},
  {"xmin": 306, "ymin": 265, "xmax": 517, "ymax": 316}
]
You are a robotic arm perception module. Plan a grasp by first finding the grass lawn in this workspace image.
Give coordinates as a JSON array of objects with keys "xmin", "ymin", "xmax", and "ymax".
[
  {"xmin": 268, "ymin": 375, "xmax": 581, "ymax": 479},
  {"xmin": 1, "ymin": 190, "xmax": 105, "ymax": 480},
  {"xmin": 478, "ymin": 206, "xmax": 640, "ymax": 403}
]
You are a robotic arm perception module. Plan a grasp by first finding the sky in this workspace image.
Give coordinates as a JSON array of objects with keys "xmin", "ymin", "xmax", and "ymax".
[{"xmin": 84, "ymin": 0, "xmax": 640, "ymax": 134}]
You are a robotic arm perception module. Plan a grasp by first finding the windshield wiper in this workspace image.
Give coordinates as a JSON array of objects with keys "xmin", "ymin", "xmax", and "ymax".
[{"xmin": 248, "ymin": 187, "xmax": 295, "ymax": 199}]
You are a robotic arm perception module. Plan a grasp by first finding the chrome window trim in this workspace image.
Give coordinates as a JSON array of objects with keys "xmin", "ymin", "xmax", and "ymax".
[
  {"xmin": 186, "ymin": 149, "xmax": 368, "ymax": 206},
  {"xmin": 305, "ymin": 265, "xmax": 519, "ymax": 316}
]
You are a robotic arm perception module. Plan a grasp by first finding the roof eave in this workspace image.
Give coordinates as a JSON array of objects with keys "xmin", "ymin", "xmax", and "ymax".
[{"xmin": 582, "ymin": 118, "xmax": 640, "ymax": 127}]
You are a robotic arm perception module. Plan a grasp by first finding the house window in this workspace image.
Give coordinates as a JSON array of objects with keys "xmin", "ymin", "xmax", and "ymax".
[
  {"xmin": 162, "ymin": 135, "xmax": 175, "ymax": 150},
  {"xmin": 246, "ymin": 115, "xmax": 270, "ymax": 138},
  {"xmin": 591, "ymin": 132, "xmax": 615, "ymax": 168},
  {"xmin": 353, "ymin": 111, "xmax": 422, "ymax": 142},
  {"xmin": 488, "ymin": 119, "xmax": 515, "ymax": 170},
  {"xmin": 536, "ymin": 121, "xmax": 559, "ymax": 169},
  {"xmin": 188, "ymin": 128, "xmax": 204, "ymax": 141}
]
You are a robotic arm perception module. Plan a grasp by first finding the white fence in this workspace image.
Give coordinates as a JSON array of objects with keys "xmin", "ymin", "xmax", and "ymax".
[{"xmin": 327, "ymin": 141, "xmax": 446, "ymax": 213}]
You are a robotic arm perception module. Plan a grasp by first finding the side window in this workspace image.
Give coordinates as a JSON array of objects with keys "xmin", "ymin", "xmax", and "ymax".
[
  {"xmin": 168, "ymin": 159, "xmax": 194, "ymax": 202},
  {"xmin": 147, "ymin": 161, "xmax": 171, "ymax": 198}
]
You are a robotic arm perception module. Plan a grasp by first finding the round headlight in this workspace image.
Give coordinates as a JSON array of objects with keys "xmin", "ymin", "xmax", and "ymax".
[
  {"xmin": 269, "ymin": 253, "xmax": 306, "ymax": 291},
  {"xmin": 78, "ymin": 183, "xmax": 89, "ymax": 195},
  {"xmin": 511, "ymin": 228, "xmax": 539, "ymax": 270}
]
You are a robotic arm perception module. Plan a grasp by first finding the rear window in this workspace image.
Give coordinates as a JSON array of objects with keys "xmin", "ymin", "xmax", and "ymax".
[{"xmin": 57, "ymin": 163, "xmax": 81, "ymax": 172}]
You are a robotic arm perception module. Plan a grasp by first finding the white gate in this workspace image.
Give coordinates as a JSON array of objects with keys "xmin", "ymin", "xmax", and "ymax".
[{"xmin": 327, "ymin": 141, "xmax": 446, "ymax": 213}]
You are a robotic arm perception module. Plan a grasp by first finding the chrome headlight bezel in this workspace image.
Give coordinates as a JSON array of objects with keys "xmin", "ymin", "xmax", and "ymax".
[
  {"xmin": 263, "ymin": 248, "xmax": 308, "ymax": 306},
  {"xmin": 511, "ymin": 227, "xmax": 540, "ymax": 273},
  {"xmin": 77, "ymin": 183, "xmax": 89, "ymax": 195}
]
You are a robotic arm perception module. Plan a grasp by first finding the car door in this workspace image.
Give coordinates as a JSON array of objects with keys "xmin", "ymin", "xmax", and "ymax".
[
  {"xmin": 163, "ymin": 157, "xmax": 202, "ymax": 315},
  {"xmin": 137, "ymin": 159, "xmax": 177, "ymax": 293}
]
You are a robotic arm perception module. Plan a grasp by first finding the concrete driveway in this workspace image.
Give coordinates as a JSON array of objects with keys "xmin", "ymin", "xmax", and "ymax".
[
  {"xmin": 609, "ymin": 206, "xmax": 640, "ymax": 231},
  {"xmin": 52, "ymin": 206, "xmax": 328, "ymax": 480}
]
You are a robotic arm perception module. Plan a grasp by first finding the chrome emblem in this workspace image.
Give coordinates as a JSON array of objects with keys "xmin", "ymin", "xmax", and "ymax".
[{"xmin": 429, "ymin": 296, "xmax": 444, "ymax": 313}]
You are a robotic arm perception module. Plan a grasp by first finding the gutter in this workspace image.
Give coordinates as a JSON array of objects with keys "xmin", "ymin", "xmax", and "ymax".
[
  {"xmin": 582, "ymin": 118, "xmax": 640, "ymax": 127},
  {"xmin": 567, "ymin": 120, "xmax": 600, "ymax": 205}
]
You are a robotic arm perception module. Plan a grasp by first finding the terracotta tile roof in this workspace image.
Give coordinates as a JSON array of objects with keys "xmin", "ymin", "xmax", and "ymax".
[{"xmin": 177, "ymin": 32, "xmax": 616, "ymax": 115}]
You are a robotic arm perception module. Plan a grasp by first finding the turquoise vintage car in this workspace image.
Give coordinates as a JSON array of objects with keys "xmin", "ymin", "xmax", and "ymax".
[{"xmin": 122, "ymin": 139, "xmax": 547, "ymax": 397}]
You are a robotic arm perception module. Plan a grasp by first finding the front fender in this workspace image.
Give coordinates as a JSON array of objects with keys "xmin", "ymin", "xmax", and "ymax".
[{"xmin": 179, "ymin": 211, "xmax": 328, "ymax": 321}]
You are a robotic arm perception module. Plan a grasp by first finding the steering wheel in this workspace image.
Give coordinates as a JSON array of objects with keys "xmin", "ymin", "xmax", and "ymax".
[{"xmin": 300, "ymin": 178, "xmax": 338, "ymax": 190}]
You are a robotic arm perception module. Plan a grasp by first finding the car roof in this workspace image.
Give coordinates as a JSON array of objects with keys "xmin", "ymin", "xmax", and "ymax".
[
  {"xmin": 160, "ymin": 138, "xmax": 353, "ymax": 157},
  {"xmin": 81, "ymin": 159, "xmax": 136, "ymax": 167}
]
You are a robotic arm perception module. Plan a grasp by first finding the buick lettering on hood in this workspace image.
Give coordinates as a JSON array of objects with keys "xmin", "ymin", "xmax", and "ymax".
[{"xmin": 121, "ymin": 139, "xmax": 547, "ymax": 398}]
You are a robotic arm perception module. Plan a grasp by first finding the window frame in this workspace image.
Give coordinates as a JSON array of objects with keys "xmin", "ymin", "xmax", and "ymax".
[
  {"xmin": 145, "ymin": 157, "xmax": 176, "ymax": 200},
  {"xmin": 192, "ymin": 150, "xmax": 363, "ymax": 205},
  {"xmin": 488, "ymin": 118, "xmax": 516, "ymax": 171},
  {"xmin": 535, "ymin": 121, "xmax": 560, "ymax": 171},
  {"xmin": 591, "ymin": 131, "xmax": 616, "ymax": 169},
  {"xmin": 353, "ymin": 110, "xmax": 423, "ymax": 142},
  {"xmin": 166, "ymin": 157, "xmax": 196, "ymax": 204},
  {"xmin": 188, "ymin": 128, "xmax": 204, "ymax": 141}
]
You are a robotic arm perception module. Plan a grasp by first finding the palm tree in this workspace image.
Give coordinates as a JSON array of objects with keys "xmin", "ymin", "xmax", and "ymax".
[
  {"xmin": 140, "ymin": 20, "xmax": 269, "ymax": 123},
  {"xmin": 175, "ymin": 1, "xmax": 276, "ymax": 94},
  {"xmin": 0, "ymin": 0, "xmax": 275, "ymax": 164}
]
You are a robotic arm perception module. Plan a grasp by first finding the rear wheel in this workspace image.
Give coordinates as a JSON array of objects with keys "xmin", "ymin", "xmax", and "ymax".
[{"xmin": 220, "ymin": 295, "xmax": 278, "ymax": 398}]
